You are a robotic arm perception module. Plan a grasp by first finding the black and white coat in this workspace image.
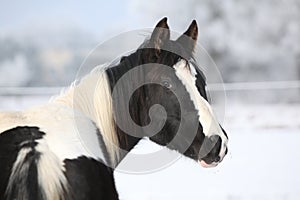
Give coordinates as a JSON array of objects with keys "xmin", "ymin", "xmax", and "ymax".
[
  {"xmin": 0, "ymin": 80, "xmax": 119, "ymax": 199},
  {"xmin": 0, "ymin": 18, "xmax": 228, "ymax": 200}
]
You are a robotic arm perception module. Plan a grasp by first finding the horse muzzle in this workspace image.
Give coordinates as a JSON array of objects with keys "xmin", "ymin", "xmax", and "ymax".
[{"xmin": 198, "ymin": 135, "xmax": 228, "ymax": 168}]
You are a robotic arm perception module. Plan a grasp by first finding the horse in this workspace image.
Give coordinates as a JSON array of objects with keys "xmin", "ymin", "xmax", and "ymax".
[{"xmin": 0, "ymin": 17, "xmax": 228, "ymax": 200}]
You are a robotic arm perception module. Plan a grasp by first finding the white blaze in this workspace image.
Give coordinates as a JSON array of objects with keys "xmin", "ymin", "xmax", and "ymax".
[{"xmin": 174, "ymin": 60, "xmax": 228, "ymax": 157}]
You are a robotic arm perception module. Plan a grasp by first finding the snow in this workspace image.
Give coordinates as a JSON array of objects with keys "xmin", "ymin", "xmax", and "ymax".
[
  {"xmin": 115, "ymin": 131, "xmax": 300, "ymax": 200},
  {"xmin": 1, "ymin": 95, "xmax": 299, "ymax": 199},
  {"xmin": 0, "ymin": 96, "xmax": 50, "ymax": 111},
  {"xmin": 114, "ymin": 104, "xmax": 300, "ymax": 200}
]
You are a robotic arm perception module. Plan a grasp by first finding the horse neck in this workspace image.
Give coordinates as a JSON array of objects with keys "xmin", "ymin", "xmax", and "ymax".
[
  {"xmin": 105, "ymin": 59, "xmax": 144, "ymax": 158},
  {"xmin": 53, "ymin": 67, "xmax": 121, "ymax": 167}
]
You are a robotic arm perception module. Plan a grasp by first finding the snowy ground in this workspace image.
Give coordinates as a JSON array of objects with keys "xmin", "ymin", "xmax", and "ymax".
[
  {"xmin": 0, "ymin": 96, "xmax": 300, "ymax": 199},
  {"xmin": 115, "ymin": 103, "xmax": 300, "ymax": 200}
]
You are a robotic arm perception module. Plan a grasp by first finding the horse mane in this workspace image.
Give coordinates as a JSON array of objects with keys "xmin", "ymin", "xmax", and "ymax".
[{"xmin": 53, "ymin": 64, "xmax": 120, "ymax": 167}]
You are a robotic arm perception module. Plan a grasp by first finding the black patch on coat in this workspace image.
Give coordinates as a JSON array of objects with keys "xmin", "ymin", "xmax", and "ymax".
[
  {"xmin": 0, "ymin": 126, "xmax": 44, "ymax": 200},
  {"xmin": 63, "ymin": 156, "xmax": 119, "ymax": 200}
]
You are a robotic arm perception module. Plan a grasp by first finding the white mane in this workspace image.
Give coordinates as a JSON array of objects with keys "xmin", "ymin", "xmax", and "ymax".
[{"xmin": 53, "ymin": 64, "xmax": 120, "ymax": 166}]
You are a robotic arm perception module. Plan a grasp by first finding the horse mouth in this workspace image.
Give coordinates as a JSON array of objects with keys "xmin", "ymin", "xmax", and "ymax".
[{"xmin": 199, "ymin": 160, "xmax": 218, "ymax": 168}]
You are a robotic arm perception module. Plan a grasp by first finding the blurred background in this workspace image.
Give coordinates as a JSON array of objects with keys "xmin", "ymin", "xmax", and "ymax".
[{"xmin": 0, "ymin": 0, "xmax": 300, "ymax": 199}]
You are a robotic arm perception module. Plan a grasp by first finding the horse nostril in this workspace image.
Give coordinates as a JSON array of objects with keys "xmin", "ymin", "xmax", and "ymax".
[
  {"xmin": 199, "ymin": 135, "xmax": 222, "ymax": 164},
  {"xmin": 214, "ymin": 156, "xmax": 220, "ymax": 162}
]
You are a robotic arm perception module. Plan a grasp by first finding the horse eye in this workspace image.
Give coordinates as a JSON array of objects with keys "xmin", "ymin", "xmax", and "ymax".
[{"xmin": 161, "ymin": 80, "xmax": 172, "ymax": 88}]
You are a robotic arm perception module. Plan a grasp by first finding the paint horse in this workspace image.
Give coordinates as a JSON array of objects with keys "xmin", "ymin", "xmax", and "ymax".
[{"xmin": 0, "ymin": 18, "xmax": 228, "ymax": 200}]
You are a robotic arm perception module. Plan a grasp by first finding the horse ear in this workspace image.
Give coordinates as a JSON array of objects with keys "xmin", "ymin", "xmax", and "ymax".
[
  {"xmin": 177, "ymin": 20, "xmax": 198, "ymax": 55},
  {"xmin": 149, "ymin": 17, "xmax": 170, "ymax": 50}
]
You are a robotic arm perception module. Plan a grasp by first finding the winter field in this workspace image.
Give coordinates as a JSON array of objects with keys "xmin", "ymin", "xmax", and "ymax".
[
  {"xmin": 0, "ymin": 95, "xmax": 299, "ymax": 200},
  {"xmin": 1, "ymin": 1, "xmax": 300, "ymax": 199}
]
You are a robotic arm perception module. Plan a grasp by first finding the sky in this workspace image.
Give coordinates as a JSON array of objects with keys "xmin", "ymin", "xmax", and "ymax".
[
  {"xmin": 0, "ymin": 1, "xmax": 201, "ymax": 37},
  {"xmin": 0, "ymin": 1, "xmax": 140, "ymax": 37}
]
